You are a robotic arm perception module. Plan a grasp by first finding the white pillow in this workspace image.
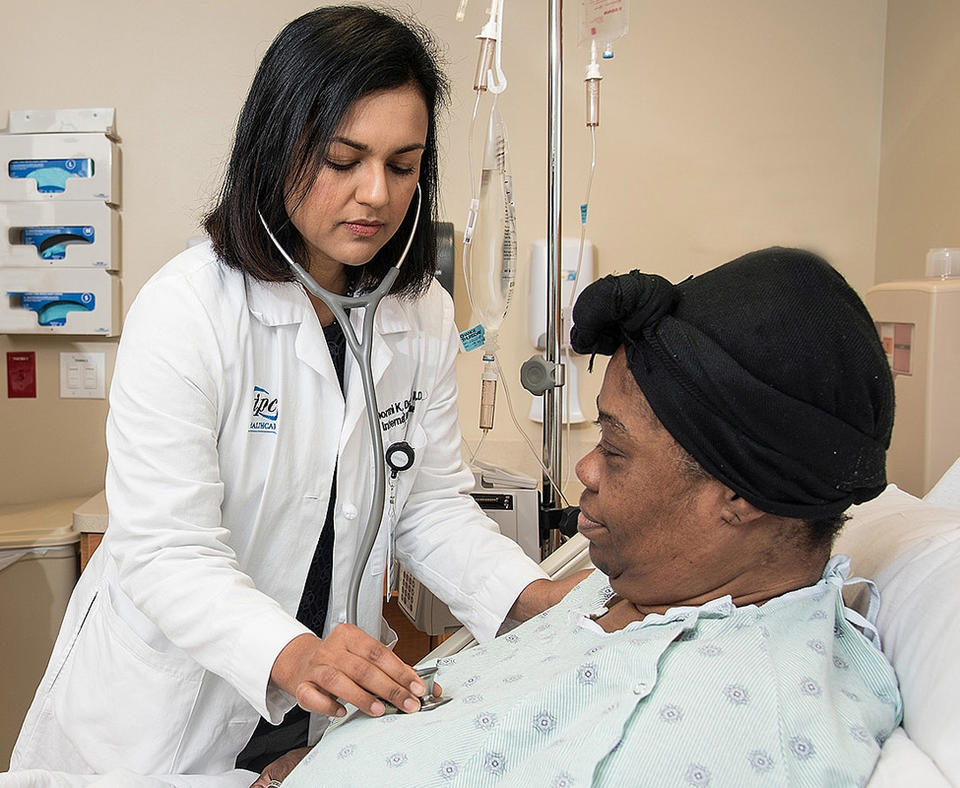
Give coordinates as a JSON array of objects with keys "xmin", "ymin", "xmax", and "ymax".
[
  {"xmin": 835, "ymin": 484, "xmax": 960, "ymax": 781},
  {"xmin": 924, "ymin": 457, "xmax": 960, "ymax": 510},
  {"xmin": 867, "ymin": 728, "xmax": 951, "ymax": 787}
]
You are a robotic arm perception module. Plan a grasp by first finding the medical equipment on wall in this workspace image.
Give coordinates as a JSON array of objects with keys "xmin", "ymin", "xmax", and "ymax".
[
  {"xmin": 0, "ymin": 108, "xmax": 122, "ymax": 336},
  {"xmin": 258, "ymin": 185, "xmax": 421, "ymax": 627},
  {"xmin": 866, "ymin": 249, "xmax": 960, "ymax": 498},
  {"xmin": 527, "ymin": 237, "xmax": 593, "ymax": 425}
]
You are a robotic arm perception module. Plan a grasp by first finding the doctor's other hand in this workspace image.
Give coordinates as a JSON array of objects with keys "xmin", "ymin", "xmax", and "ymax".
[
  {"xmin": 271, "ymin": 625, "xmax": 427, "ymax": 719},
  {"xmin": 508, "ymin": 569, "xmax": 593, "ymax": 621},
  {"xmin": 250, "ymin": 746, "xmax": 311, "ymax": 788}
]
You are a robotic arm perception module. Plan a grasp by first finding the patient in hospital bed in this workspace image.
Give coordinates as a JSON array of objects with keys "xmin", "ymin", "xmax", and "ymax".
[{"xmin": 263, "ymin": 249, "xmax": 902, "ymax": 787}]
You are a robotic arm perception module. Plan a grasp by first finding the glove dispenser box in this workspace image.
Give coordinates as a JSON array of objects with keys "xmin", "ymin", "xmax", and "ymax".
[
  {"xmin": 0, "ymin": 133, "xmax": 120, "ymax": 205},
  {"xmin": 0, "ymin": 202, "xmax": 120, "ymax": 270},
  {"xmin": 0, "ymin": 267, "xmax": 120, "ymax": 336}
]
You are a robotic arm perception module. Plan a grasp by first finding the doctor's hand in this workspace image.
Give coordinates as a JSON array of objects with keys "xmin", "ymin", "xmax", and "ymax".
[
  {"xmin": 271, "ymin": 625, "xmax": 427, "ymax": 719},
  {"xmin": 508, "ymin": 569, "xmax": 594, "ymax": 621}
]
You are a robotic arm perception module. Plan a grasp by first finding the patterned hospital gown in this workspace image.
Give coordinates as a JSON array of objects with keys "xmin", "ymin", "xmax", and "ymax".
[{"xmin": 284, "ymin": 556, "xmax": 900, "ymax": 787}]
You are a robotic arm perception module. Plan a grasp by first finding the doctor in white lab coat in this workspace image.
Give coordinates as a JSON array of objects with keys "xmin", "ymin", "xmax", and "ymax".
[{"xmin": 9, "ymin": 8, "xmax": 574, "ymax": 783}]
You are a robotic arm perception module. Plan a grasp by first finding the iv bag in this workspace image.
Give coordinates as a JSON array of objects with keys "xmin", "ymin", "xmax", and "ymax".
[
  {"xmin": 468, "ymin": 107, "xmax": 517, "ymax": 342},
  {"xmin": 578, "ymin": 0, "xmax": 629, "ymax": 54}
]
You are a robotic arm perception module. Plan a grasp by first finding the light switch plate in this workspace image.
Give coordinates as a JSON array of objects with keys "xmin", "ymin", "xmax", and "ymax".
[{"xmin": 60, "ymin": 352, "xmax": 105, "ymax": 399}]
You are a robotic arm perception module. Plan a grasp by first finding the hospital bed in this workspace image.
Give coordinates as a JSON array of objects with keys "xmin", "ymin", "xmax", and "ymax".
[
  {"xmin": 7, "ymin": 461, "xmax": 959, "ymax": 787},
  {"xmin": 425, "ymin": 458, "xmax": 960, "ymax": 787}
]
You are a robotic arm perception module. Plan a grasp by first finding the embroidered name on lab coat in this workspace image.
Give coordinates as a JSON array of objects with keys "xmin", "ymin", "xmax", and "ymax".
[
  {"xmin": 379, "ymin": 390, "xmax": 424, "ymax": 432},
  {"xmin": 249, "ymin": 386, "xmax": 279, "ymax": 433}
]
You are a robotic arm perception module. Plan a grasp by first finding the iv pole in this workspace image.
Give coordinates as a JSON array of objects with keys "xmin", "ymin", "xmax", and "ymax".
[{"xmin": 541, "ymin": 0, "xmax": 565, "ymax": 551}]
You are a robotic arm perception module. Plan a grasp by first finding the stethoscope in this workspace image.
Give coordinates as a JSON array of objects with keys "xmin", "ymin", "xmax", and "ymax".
[{"xmin": 258, "ymin": 184, "xmax": 421, "ymax": 627}]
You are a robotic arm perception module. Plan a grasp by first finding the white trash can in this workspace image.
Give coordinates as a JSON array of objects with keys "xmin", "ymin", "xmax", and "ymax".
[{"xmin": 0, "ymin": 496, "xmax": 85, "ymax": 770}]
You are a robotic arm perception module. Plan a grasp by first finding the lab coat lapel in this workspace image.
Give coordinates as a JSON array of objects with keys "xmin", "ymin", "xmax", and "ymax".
[
  {"xmin": 246, "ymin": 276, "xmax": 342, "ymax": 385},
  {"xmin": 294, "ymin": 310, "xmax": 341, "ymax": 385}
]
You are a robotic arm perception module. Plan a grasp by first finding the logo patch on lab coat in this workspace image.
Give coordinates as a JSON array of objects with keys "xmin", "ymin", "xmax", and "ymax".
[{"xmin": 249, "ymin": 386, "xmax": 279, "ymax": 433}]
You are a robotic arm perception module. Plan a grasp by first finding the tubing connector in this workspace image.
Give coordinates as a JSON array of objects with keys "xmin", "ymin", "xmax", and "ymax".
[{"xmin": 463, "ymin": 197, "xmax": 480, "ymax": 245}]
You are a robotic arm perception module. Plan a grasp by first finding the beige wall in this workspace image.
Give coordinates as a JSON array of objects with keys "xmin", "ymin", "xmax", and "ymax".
[
  {"xmin": 1, "ymin": 1, "xmax": 897, "ymax": 506},
  {"xmin": 875, "ymin": 0, "xmax": 960, "ymax": 283}
]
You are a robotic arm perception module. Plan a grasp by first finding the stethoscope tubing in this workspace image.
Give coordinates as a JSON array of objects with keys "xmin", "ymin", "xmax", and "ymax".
[{"xmin": 258, "ymin": 184, "xmax": 422, "ymax": 626}]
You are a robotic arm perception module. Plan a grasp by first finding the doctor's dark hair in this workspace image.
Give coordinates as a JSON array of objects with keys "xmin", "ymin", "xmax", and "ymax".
[{"xmin": 204, "ymin": 5, "xmax": 448, "ymax": 297}]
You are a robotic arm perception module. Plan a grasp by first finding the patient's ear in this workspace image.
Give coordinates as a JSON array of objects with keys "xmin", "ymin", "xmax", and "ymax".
[{"xmin": 719, "ymin": 489, "xmax": 764, "ymax": 527}]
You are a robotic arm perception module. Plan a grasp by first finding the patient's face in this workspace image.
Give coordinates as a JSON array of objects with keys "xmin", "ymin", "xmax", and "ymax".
[{"xmin": 575, "ymin": 349, "xmax": 745, "ymax": 612}]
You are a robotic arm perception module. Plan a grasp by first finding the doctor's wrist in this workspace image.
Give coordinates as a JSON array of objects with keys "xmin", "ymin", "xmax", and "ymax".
[
  {"xmin": 508, "ymin": 570, "xmax": 592, "ymax": 621},
  {"xmin": 270, "ymin": 632, "xmax": 321, "ymax": 697}
]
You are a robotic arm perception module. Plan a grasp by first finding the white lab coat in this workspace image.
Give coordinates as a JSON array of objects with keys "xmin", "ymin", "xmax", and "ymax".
[{"xmin": 10, "ymin": 243, "xmax": 546, "ymax": 779}]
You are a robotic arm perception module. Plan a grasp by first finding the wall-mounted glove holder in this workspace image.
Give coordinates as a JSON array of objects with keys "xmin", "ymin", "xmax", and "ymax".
[
  {"xmin": 0, "ymin": 267, "xmax": 120, "ymax": 335},
  {"xmin": 0, "ymin": 202, "xmax": 120, "ymax": 270},
  {"xmin": 0, "ymin": 133, "xmax": 120, "ymax": 205}
]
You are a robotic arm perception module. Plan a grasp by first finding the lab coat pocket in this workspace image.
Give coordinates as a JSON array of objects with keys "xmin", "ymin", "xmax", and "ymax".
[{"xmin": 51, "ymin": 582, "xmax": 203, "ymax": 773}]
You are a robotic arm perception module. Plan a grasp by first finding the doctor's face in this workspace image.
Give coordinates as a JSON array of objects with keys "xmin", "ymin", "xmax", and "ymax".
[
  {"xmin": 286, "ymin": 82, "xmax": 428, "ymax": 288},
  {"xmin": 575, "ymin": 349, "xmax": 742, "ymax": 612}
]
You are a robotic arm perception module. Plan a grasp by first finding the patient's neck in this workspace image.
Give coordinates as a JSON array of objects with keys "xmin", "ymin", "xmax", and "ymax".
[{"xmin": 595, "ymin": 549, "xmax": 831, "ymax": 634}]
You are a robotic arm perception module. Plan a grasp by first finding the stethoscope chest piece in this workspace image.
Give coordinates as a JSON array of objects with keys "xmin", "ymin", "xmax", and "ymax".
[{"xmin": 380, "ymin": 664, "xmax": 453, "ymax": 714}]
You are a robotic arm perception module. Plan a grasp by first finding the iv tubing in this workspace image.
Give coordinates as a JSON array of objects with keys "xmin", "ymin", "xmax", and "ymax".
[
  {"xmin": 461, "ymin": 89, "xmax": 486, "ymax": 310},
  {"xmin": 465, "ymin": 430, "xmax": 488, "ymax": 464},
  {"xmin": 571, "ymin": 124, "xmax": 597, "ymax": 316},
  {"xmin": 493, "ymin": 355, "xmax": 569, "ymax": 507},
  {"xmin": 563, "ymin": 100, "xmax": 598, "ymax": 489}
]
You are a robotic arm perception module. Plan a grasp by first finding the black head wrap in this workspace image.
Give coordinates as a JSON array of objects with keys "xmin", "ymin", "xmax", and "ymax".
[{"xmin": 570, "ymin": 247, "xmax": 894, "ymax": 519}]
